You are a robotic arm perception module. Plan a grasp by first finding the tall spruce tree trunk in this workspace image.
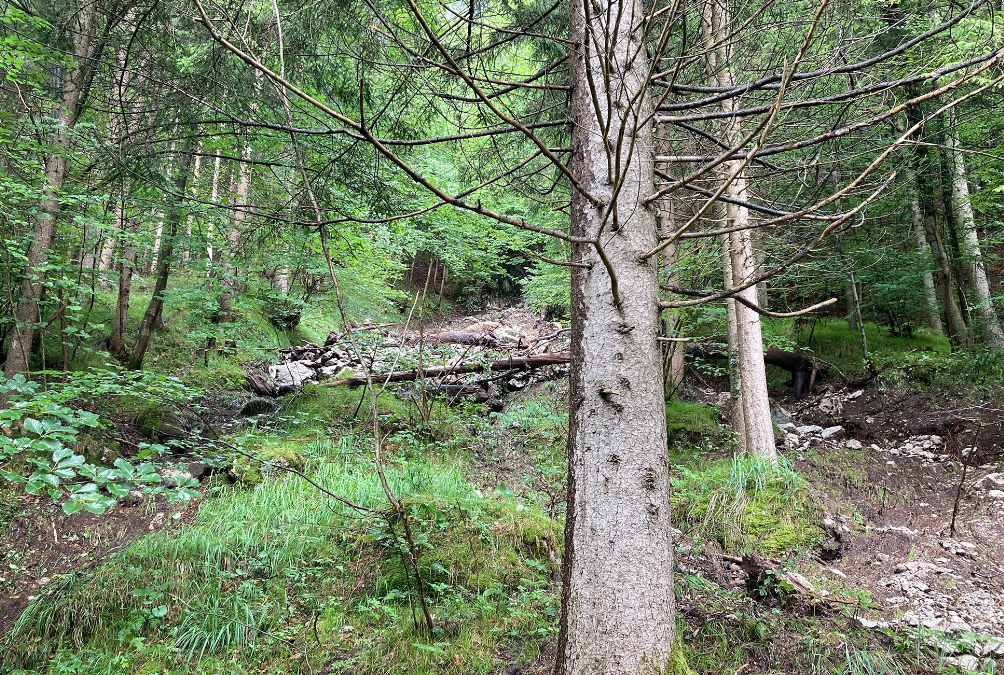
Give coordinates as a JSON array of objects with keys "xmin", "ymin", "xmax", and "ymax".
[
  {"xmin": 703, "ymin": 0, "xmax": 773, "ymax": 458},
  {"xmin": 555, "ymin": 0, "xmax": 675, "ymax": 669},
  {"xmin": 128, "ymin": 148, "xmax": 194, "ymax": 370},
  {"xmin": 946, "ymin": 110, "xmax": 1004, "ymax": 347},
  {"xmin": 905, "ymin": 101, "xmax": 969, "ymax": 346},
  {"xmin": 4, "ymin": 2, "xmax": 95, "ymax": 379},
  {"xmin": 905, "ymin": 168, "xmax": 944, "ymax": 334}
]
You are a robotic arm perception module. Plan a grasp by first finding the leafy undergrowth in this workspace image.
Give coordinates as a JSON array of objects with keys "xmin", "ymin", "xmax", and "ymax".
[{"xmin": 0, "ymin": 385, "xmax": 978, "ymax": 675}]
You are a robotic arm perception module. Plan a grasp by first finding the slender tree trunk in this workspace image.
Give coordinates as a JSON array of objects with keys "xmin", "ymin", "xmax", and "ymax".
[
  {"xmin": 129, "ymin": 148, "xmax": 194, "ymax": 370},
  {"xmin": 905, "ymin": 100, "xmax": 969, "ymax": 346},
  {"xmin": 656, "ymin": 126, "xmax": 687, "ymax": 389},
  {"xmin": 4, "ymin": 2, "xmax": 95, "ymax": 379},
  {"xmin": 947, "ymin": 110, "xmax": 1004, "ymax": 347},
  {"xmin": 721, "ymin": 231, "xmax": 747, "ymax": 453},
  {"xmin": 555, "ymin": 0, "xmax": 675, "ymax": 669},
  {"xmin": 219, "ymin": 148, "xmax": 249, "ymax": 321},
  {"xmin": 905, "ymin": 167, "xmax": 944, "ymax": 334},
  {"xmin": 845, "ymin": 279, "xmax": 860, "ymax": 330},
  {"xmin": 703, "ymin": 0, "xmax": 773, "ymax": 458},
  {"xmin": 179, "ymin": 140, "xmax": 200, "ymax": 267},
  {"xmin": 108, "ymin": 201, "xmax": 140, "ymax": 359}
]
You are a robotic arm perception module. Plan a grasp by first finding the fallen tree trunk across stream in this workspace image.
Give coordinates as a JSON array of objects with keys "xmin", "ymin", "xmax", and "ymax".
[
  {"xmin": 685, "ymin": 344, "xmax": 819, "ymax": 399},
  {"xmin": 322, "ymin": 352, "xmax": 572, "ymax": 387}
]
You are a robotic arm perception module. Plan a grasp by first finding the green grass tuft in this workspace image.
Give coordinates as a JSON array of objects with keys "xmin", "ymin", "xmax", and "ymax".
[{"xmin": 670, "ymin": 454, "xmax": 824, "ymax": 556}]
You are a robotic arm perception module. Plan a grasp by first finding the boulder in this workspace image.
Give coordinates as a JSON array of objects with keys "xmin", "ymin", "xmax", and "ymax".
[
  {"xmin": 161, "ymin": 468, "xmax": 195, "ymax": 488},
  {"xmin": 976, "ymin": 473, "xmax": 1004, "ymax": 491},
  {"xmin": 846, "ymin": 439, "xmax": 863, "ymax": 450},
  {"xmin": 820, "ymin": 425, "xmax": 845, "ymax": 440},
  {"xmin": 796, "ymin": 424, "xmax": 823, "ymax": 435},
  {"xmin": 269, "ymin": 362, "xmax": 316, "ymax": 393}
]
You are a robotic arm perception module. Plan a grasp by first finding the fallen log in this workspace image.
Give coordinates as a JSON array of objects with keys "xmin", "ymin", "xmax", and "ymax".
[
  {"xmin": 412, "ymin": 331, "xmax": 504, "ymax": 347},
  {"xmin": 685, "ymin": 343, "xmax": 820, "ymax": 399},
  {"xmin": 323, "ymin": 352, "xmax": 571, "ymax": 387}
]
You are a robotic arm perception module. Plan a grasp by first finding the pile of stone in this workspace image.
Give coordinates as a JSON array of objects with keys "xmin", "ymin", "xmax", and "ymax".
[
  {"xmin": 863, "ymin": 559, "xmax": 1004, "ymax": 671},
  {"xmin": 780, "ymin": 422, "xmax": 846, "ymax": 452},
  {"xmin": 245, "ymin": 315, "xmax": 566, "ymax": 397}
]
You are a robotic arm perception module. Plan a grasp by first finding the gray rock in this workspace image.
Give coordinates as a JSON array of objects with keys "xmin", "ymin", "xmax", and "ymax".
[
  {"xmin": 945, "ymin": 655, "xmax": 981, "ymax": 672},
  {"xmin": 796, "ymin": 424, "xmax": 823, "ymax": 435},
  {"xmin": 188, "ymin": 462, "xmax": 209, "ymax": 480},
  {"xmin": 819, "ymin": 396, "xmax": 842, "ymax": 415},
  {"xmin": 976, "ymin": 637, "xmax": 1004, "ymax": 657},
  {"xmin": 987, "ymin": 490, "xmax": 1004, "ymax": 500},
  {"xmin": 976, "ymin": 473, "xmax": 1004, "ymax": 491},
  {"xmin": 846, "ymin": 439, "xmax": 863, "ymax": 450},
  {"xmin": 161, "ymin": 469, "xmax": 194, "ymax": 488},
  {"xmin": 820, "ymin": 425, "xmax": 845, "ymax": 440},
  {"xmin": 269, "ymin": 361, "xmax": 316, "ymax": 393}
]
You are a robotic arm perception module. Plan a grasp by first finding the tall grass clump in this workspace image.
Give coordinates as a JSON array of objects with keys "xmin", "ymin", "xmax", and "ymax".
[{"xmin": 671, "ymin": 454, "xmax": 823, "ymax": 555}]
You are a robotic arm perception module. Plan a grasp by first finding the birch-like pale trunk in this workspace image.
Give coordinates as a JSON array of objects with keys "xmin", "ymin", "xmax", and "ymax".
[
  {"xmin": 906, "ymin": 100, "xmax": 968, "ymax": 346},
  {"xmin": 554, "ymin": 0, "xmax": 675, "ymax": 669},
  {"xmin": 4, "ymin": 1, "xmax": 95, "ymax": 378},
  {"xmin": 946, "ymin": 110, "xmax": 1004, "ymax": 347},
  {"xmin": 703, "ymin": 0, "xmax": 773, "ymax": 457}
]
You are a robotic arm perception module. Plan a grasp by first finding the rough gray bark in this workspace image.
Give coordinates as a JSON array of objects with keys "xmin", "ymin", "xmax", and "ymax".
[
  {"xmin": 703, "ymin": 0, "xmax": 773, "ymax": 458},
  {"xmin": 905, "ymin": 99, "xmax": 968, "ymax": 346},
  {"xmin": 4, "ymin": 2, "xmax": 95, "ymax": 378},
  {"xmin": 946, "ymin": 110, "xmax": 1004, "ymax": 347},
  {"xmin": 905, "ymin": 171, "xmax": 944, "ymax": 334},
  {"xmin": 554, "ymin": 0, "xmax": 675, "ymax": 670},
  {"xmin": 720, "ymin": 231, "xmax": 747, "ymax": 453}
]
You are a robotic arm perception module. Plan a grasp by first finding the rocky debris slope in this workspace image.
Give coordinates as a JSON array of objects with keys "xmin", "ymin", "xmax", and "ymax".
[
  {"xmin": 776, "ymin": 387, "xmax": 1004, "ymax": 673},
  {"xmin": 245, "ymin": 309, "xmax": 569, "ymax": 397}
]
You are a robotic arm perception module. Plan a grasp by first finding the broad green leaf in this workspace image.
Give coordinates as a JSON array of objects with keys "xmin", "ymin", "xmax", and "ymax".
[
  {"xmin": 62, "ymin": 500, "xmax": 83, "ymax": 515},
  {"xmin": 23, "ymin": 418, "xmax": 44, "ymax": 435}
]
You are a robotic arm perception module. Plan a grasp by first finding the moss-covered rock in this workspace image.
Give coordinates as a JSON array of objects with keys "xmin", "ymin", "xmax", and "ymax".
[
  {"xmin": 132, "ymin": 405, "xmax": 188, "ymax": 441},
  {"xmin": 666, "ymin": 400, "xmax": 722, "ymax": 447},
  {"xmin": 227, "ymin": 443, "xmax": 306, "ymax": 485}
]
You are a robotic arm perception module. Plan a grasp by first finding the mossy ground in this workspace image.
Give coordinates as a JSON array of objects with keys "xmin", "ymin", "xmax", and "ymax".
[{"xmin": 669, "ymin": 452, "xmax": 824, "ymax": 556}]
